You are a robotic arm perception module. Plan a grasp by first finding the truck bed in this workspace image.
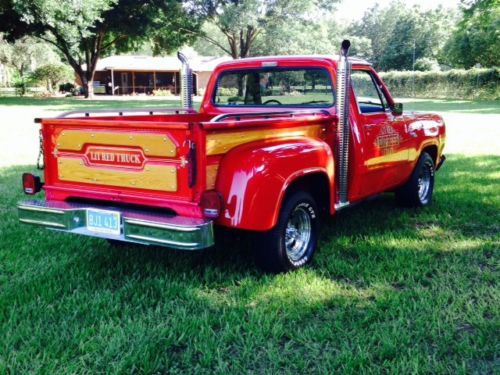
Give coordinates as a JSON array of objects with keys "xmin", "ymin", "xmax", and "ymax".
[{"xmin": 38, "ymin": 109, "xmax": 332, "ymax": 219}]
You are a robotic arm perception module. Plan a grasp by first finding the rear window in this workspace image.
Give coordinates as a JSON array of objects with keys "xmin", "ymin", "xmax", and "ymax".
[{"xmin": 214, "ymin": 67, "xmax": 334, "ymax": 108}]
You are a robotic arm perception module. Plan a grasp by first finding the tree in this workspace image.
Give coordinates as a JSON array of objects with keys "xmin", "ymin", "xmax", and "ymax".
[
  {"xmin": 251, "ymin": 16, "xmax": 339, "ymax": 56},
  {"xmin": 0, "ymin": 0, "xmax": 201, "ymax": 97},
  {"xmin": 31, "ymin": 63, "xmax": 72, "ymax": 92},
  {"xmin": 349, "ymin": 1, "xmax": 455, "ymax": 71},
  {"xmin": 442, "ymin": 0, "xmax": 500, "ymax": 68},
  {"xmin": 187, "ymin": 0, "xmax": 338, "ymax": 59},
  {"xmin": 0, "ymin": 36, "xmax": 60, "ymax": 94}
]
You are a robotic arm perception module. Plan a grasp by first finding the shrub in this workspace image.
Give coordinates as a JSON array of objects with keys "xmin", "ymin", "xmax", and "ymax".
[
  {"xmin": 218, "ymin": 87, "xmax": 239, "ymax": 97},
  {"xmin": 152, "ymin": 89, "xmax": 174, "ymax": 96},
  {"xmin": 413, "ymin": 58, "xmax": 440, "ymax": 72},
  {"xmin": 13, "ymin": 80, "xmax": 27, "ymax": 96},
  {"xmin": 59, "ymin": 82, "xmax": 75, "ymax": 93},
  {"xmin": 31, "ymin": 64, "xmax": 73, "ymax": 92},
  {"xmin": 379, "ymin": 68, "xmax": 500, "ymax": 100}
]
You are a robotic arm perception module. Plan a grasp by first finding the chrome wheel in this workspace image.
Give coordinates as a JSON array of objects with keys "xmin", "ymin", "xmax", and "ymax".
[
  {"xmin": 285, "ymin": 206, "xmax": 312, "ymax": 262},
  {"xmin": 417, "ymin": 162, "xmax": 433, "ymax": 202}
]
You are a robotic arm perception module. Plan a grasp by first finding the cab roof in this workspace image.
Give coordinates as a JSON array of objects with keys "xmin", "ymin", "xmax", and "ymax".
[{"xmin": 215, "ymin": 55, "xmax": 372, "ymax": 70}]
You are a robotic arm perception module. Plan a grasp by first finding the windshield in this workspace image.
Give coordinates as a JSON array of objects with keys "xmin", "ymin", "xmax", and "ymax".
[{"xmin": 214, "ymin": 67, "xmax": 334, "ymax": 108}]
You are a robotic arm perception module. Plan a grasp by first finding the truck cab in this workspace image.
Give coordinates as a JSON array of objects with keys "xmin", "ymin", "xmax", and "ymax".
[{"xmin": 19, "ymin": 41, "xmax": 446, "ymax": 272}]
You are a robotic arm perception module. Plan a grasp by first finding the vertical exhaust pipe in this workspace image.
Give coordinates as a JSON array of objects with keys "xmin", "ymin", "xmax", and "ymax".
[
  {"xmin": 336, "ymin": 40, "xmax": 351, "ymax": 208},
  {"xmin": 177, "ymin": 52, "xmax": 193, "ymax": 110}
]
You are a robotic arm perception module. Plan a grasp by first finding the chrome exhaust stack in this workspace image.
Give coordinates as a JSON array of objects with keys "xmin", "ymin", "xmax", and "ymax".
[
  {"xmin": 335, "ymin": 40, "xmax": 352, "ymax": 209},
  {"xmin": 177, "ymin": 52, "xmax": 193, "ymax": 110}
]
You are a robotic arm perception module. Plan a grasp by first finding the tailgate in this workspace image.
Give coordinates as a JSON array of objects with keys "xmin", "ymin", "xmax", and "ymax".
[{"xmin": 41, "ymin": 117, "xmax": 204, "ymax": 209}]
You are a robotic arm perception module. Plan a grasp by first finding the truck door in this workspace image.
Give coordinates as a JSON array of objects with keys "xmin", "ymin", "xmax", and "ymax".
[{"xmin": 350, "ymin": 68, "xmax": 409, "ymax": 197}]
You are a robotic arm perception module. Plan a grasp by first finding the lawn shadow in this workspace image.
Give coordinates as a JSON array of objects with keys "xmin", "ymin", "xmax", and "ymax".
[
  {"xmin": 61, "ymin": 154, "xmax": 498, "ymax": 298},
  {"xmin": 1, "ymin": 155, "xmax": 498, "ymax": 373}
]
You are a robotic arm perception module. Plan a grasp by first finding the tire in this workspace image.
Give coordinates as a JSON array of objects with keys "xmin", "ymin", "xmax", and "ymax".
[
  {"xmin": 396, "ymin": 152, "xmax": 435, "ymax": 207},
  {"xmin": 254, "ymin": 191, "xmax": 320, "ymax": 273}
]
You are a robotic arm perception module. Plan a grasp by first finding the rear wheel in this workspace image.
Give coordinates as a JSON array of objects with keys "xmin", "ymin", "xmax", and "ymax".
[
  {"xmin": 254, "ymin": 191, "xmax": 319, "ymax": 273},
  {"xmin": 396, "ymin": 152, "xmax": 435, "ymax": 207}
]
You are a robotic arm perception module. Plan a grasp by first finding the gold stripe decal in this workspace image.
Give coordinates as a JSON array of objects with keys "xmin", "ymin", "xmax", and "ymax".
[
  {"xmin": 206, "ymin": 164, "xmax": 219, "ymax": 189},
  {"xmin": 364, "ymin": 149, "xmax": 410, "ymax": 168},
  {"xmin": 58, "ymin": 157, "xmax": 177, "ymax": 191},
  {"xmin": 206, "ymin": 125, "xmax": 323, "ymax": 156},
  {"xmin": 56, "ymin": 131, "xmax": 176, "ymax": 157}
]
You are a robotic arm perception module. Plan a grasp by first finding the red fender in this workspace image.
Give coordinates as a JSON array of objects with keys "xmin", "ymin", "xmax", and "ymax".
[{"xmin": 215, "ymin": 137, "xmax": 334, "ymax": 231}]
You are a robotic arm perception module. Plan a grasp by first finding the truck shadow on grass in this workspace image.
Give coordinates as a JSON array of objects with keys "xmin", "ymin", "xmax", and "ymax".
[
  {"xmin": 60, "ymin": 153, "xmax": 498, "ymax": 287},
  {"xmin": 1, "ymin": 154, "xmax": 498, "ymax": 373}
]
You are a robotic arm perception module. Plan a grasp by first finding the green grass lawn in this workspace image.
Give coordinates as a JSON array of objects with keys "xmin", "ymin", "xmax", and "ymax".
[
  {"xmin": 399, "ymin": 98, "xmax": 500, "ymax": 114},
  {"xmin": 0, "ymin": 96, "xmax": 498, "ymax": 114},
  {"xmin": 0, "ymin": 96, "xmax": 499, "ymax": 373},
  {"xmin": 0, "ymin": 96, "xmax": 196, "ymax": 111},
  {"xmin": 1, "ymin": 155, "xmax": 498, "ymax": 373}
]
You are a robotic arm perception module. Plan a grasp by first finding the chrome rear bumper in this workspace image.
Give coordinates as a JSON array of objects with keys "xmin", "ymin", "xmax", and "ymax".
[{"xmin": 18, "ymin": 200, "xmax": 214, "ymax": 250}]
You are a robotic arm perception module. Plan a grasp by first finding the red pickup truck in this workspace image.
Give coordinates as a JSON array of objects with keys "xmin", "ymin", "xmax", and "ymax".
[{"xmin": 19, "ymin": 41, "xmax": 446, "ymax": 272}]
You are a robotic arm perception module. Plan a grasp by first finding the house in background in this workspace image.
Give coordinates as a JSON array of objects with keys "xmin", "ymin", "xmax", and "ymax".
[{"xmin": 82, "ymin": 55, "xmax": 231, "ymax": 95}]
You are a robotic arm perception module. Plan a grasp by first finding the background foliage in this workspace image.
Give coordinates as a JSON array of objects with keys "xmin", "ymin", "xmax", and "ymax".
[
  {"xmin": 380, "ymin": 68, "xmax": 500, "ymax": 100},
  {"xmin": 0, "ymin": 0, "xmax": 498, "ymax": 99}
]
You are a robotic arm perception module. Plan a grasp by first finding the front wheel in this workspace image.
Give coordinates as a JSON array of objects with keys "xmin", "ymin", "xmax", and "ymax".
[
  {"xmin": 396, "ymin": 152, "xmax": 435, "ymax": 207},
  {"xmin": 254, "ymin": 191, "xmax": 319, "ymax": 273}
]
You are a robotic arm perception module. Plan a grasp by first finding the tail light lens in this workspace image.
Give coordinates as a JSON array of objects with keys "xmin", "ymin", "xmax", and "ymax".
[
  {"xmin": 200, "ymin": 190, "xmax": 222, "ymax": 219},
  {"xmin": 22, "ymin": 173, "xmax": 43, "ymax": 195}
]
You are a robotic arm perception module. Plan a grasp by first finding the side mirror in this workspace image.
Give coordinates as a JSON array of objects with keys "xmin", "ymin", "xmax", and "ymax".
[{"xmin": 391, "ymin": 102, "xmax": 403, "ymax": 116}]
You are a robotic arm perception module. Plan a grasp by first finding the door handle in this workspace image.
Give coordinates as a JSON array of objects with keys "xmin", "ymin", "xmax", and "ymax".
[{"xmin": 364, "ymin": 124, "xmax": 376, "ymax": 130}]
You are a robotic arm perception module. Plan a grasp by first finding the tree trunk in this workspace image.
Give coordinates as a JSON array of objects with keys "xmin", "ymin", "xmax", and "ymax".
[
  {"xmin": 87, "ymin": 80, "xmax": 94, "ymax": 98},
  {"xmin": 79, "ymin": 68, "xmax": 96, "ymax": 99},
  {"xmin": 81, "ymin": 78, "xmax": 95, "ymax": 99}
]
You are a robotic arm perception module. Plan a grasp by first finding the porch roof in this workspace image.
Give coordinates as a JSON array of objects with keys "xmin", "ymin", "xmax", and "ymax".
[{"xmin": 90, "ymin": 55, "xmax": 232, "ymax": 73}]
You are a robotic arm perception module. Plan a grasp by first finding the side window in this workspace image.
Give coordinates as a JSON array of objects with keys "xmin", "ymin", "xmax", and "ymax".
[{"xmin": 351, "ymin": 70, "xmax": 387, "ymax": 114}]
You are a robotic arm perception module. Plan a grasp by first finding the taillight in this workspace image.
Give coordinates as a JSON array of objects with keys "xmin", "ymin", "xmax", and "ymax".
[
  {"xmin": 22, "ymin": 173, "xmax": 43, "ymax": 195},
  {"xmin": 200, "ymin": 190, "xmax": 222, "ymax": 219}
]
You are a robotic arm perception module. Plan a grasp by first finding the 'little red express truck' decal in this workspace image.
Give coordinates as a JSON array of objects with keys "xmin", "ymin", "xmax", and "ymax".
[{"xmin": 84, "ymin": 146, "xmax": 146, "ymax": 169}]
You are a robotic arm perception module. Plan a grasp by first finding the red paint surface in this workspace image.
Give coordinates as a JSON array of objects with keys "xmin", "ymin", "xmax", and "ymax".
[{"xmin": 35, "ymin": 56, "xmax": 445, "ymax": 231}]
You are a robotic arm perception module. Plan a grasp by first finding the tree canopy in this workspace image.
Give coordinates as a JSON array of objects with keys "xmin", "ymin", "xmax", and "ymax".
[
  {"xmin": 0, "ymin": 0, "xmax": 201, "ymax": 96},
  {"xmin": 348, "ymin": 2, "xmax": 455, "ymax": 71},
  {"xmin": 187, "ymin": 0, "xmax": 338, "ymax": 59},
  {"xmin": 442, "ymin": 0, "xmax": 500, "ymax": 68}
]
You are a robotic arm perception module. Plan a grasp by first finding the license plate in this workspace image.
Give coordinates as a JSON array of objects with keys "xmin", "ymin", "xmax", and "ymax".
[{"xmin": 86, "ymin": 209, "xmax": 121, "ymax": 235}]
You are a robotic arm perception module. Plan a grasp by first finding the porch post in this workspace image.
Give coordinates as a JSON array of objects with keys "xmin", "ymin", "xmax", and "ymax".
[
  {"xmin": 132, "ymin": 72, "xmax": 136, "ymax": 94},
  {"xmin": 111, "ymin": 69, "xmax": 115, "ymax": 96}
]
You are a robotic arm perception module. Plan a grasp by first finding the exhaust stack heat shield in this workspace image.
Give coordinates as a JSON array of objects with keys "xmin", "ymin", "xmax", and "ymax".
[
  {"xmin": 177, "ymin": 52, "xmax": 193, "ymax": 110},
  {"xmin": 336, "ymin": 40, "xmax": 351, "ymax": 207}
]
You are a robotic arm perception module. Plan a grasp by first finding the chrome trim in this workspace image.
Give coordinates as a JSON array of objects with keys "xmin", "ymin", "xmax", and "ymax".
[
  {"xmin": 178, "ymin": 52, "xmax": 193, "ymax": 110},
  {"xmin": 19, "ymin": 218, "xmax": 66, "ymax": 228},
  {"xmin": 125, "ymin": 234, "xmax": 198, "ymax": 248},
  {"xmin": 124, "ymin": 218, "xmax": 200, "ymax": 232},
  {"xmin": 17, "ymin": 199, "xmax": 214, "ymax": 250},
  {"xmin": 210, "ymin": 110, "xmax": 330, "ymax": 123},
  {"xmin": 336, "ymin": 40, "xmax": 352, "ymax": 205},
  {"xmin": 18, "ymin": 205, "xmax": 65, "ymax": 214},
  {"xmin": 285, "ymin": 205, "xmax": 312, "ymax": 262},
  {"xmin": 57, "ymin": 108, "xmax": 196, "ymax": 119},
  {"xmin": 334, "ymin": 201, "xmax": 351, "ymax": 211}
]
